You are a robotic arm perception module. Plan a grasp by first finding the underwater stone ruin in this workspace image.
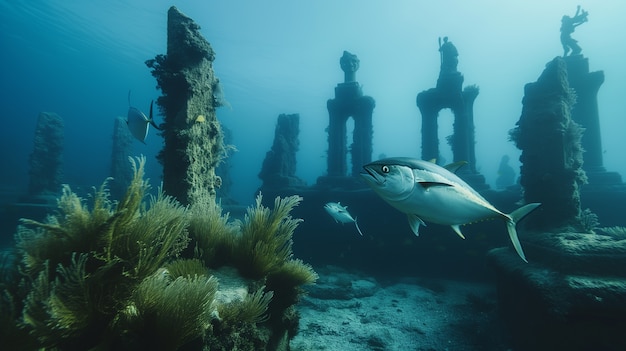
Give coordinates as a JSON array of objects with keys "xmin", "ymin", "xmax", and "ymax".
[
  {"xmin": 510, "ymin": 56, "xmax": 586, "ymax": 230},
  {"xmin": 258, "ymin": 113, "xmax": 306, "ymax": 191},
  {"xmin": 146, "ymin": 6, "xmax": 225, "ymax": 206},
  {"xmin": 317, "ymin": 51, "xmax": 375, "ymax": 189},
  {"xmin": 416, "ymin": 37, "xmax": 485, "ymax": 188},
  {"xmin": 490, "ymin": 55, "xmax": 626, "ymax": 351},
  {"xmin": 109, "ymin": 116, "xmax": 134, "ymax": 200},
  {"xmin": 563, "ymin": 54, "xmax": 623, "ymax": 185},
  {"xmin": 27, "ymin": 112, "xmax": 64, "ymax": 198}
]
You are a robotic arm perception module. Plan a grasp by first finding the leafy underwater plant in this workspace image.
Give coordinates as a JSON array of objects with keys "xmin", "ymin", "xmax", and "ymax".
[
  {"xmin": 4, "ymin": 156, "xmax": 317, "ymax": 350},
  {"xmin": 13, "ymin": 156, "xmax": 192, "ymax": 349},
  {"xmin": 217, "ymin": 285, "xmax": 274, "ymax": 325},
  {"xmin": 120, "ymin": 271, "xmax": 218, "ymax": 350},
  {"xmin": 597, "ymin": 226, "xmax": 626, "ymax": 237}
]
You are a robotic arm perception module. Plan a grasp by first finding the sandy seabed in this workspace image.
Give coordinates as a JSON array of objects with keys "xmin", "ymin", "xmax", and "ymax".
[{"xmin": 291, "ymin": 266, "xmax": 511, "ymax": 351}]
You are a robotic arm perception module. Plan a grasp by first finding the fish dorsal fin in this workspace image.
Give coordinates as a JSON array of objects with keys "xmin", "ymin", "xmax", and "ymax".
[
  {"xmin": 451, "ymin": 224, "xmax": 466, "ymax": 239},
  {"xmin": 407, "ymin": 214, "xmax": 426, "ymax": 236},
  {"xmin": 418, "ymin": 181, "xmax": 453, "ymax": 189},
  {"xmin": 443, "ymin": 161, "xmax": 468, "ymax": 174}
]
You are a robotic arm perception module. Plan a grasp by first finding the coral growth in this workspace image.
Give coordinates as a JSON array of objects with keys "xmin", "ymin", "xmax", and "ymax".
[{"xmin": 0, "ymin": 157, "xmax": 316, "ymax": 350}]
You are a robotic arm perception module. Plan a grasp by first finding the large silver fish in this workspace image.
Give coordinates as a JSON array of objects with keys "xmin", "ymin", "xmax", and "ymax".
[
  {"xmin": 126, "ymin": 92, "xmax": 160, "ymax": 144},
  {"xmin": 360, "ymin": 157, "xmax": 540, "ymax": 262},
  {"xmin": 324, "ymin": 202, "xmax": 364, "ymax": 236}
]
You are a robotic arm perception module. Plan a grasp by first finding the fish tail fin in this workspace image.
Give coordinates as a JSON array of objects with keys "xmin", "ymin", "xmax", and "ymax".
[
  {"xmin": 354, "ymin": 217, "xmax": 364, "ymax": 236},
  {"xmin": 506, "ymin": 203, "xmax": 541, "ymax": 263}
]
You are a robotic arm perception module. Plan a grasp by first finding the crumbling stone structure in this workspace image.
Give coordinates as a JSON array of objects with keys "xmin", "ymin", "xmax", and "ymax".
[
  {"xmin": 563, "ymin": 55, "xmax": 621, "ymax": 184},
  {"xmin": 28, "ymin": 112, "xmax": 64, "ymax": 196},
  {"xmin": 146, "ymin": 6, "xmax": 225, "ymax": 206},
  {"xmin": 109, "ymin": 116, "xmax": 134, "ymax": 200},
  {"xmin": 416, "ymin": 38, "xmax": 481, "ymax": 182},
  {"xmin": 258, "ymin": 113, "xmax": 306, "ymax": 190},
  {"xmin": 325, "ymin": 51, "xmax": 375, "ymax": 178},
  {"xmin": 510, "ymin": 56, "xmax": 586, "ymax": 230},
  {"xmin": 491, "ymin": 55, "xmax": 626, "ymax": 351}
]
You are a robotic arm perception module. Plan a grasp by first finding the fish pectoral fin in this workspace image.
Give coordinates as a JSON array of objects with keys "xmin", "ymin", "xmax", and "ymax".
[
  {"xmin": 451, "ymin": 225, "xmax": 466, "ymax": 239},
  {"xmin": 354, "ymin": 217, "xmax": 364, "ymax": 236},
  {"xmin": 418, "ymin": 181, "xmax": 453, "ymax": 189},
  {"xmin": 407, "ymin": 214, "xmax": 426, "ymax": 236}
]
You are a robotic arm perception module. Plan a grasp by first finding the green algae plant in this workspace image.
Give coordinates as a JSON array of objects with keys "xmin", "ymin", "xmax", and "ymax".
[{"xmin": 0, "ymin": 156, "xmax": 317, "ymax": 350}]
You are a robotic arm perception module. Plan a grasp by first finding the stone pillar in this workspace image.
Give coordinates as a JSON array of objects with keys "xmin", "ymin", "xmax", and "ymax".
[
  {"xmin": 460, "ymin": 85, "xmax": 479, "ymax": 171},
  {"xmin": 109, "ymin": 116, "xmax": 134, "ymax": 200},
  {"xmin": 322, "ymin": 51, "xmax": 375, "ymax": 182},
  {"xmin": 416, "ymin": 92, "xmax": 440, "ymax": 161},
  {"xmin": 563, "ymin": 55, "xmax": 621, "ymax": 185},
  {"xmin": 146, "ymin": 6, "xmax": 224, "ymax": 206},
  {"xmin": 509, "ymin": 57, "xmax": 586, "ymax": 230},
  {"xmin": 258, "ymin": 113, "xmax": 306, "ymax": 190},
  {"xmin": 28, "ymin": 112, "xmax": 64, "ymax": 197}
]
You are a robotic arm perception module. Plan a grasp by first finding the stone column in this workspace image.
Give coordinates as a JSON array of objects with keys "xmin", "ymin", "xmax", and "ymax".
[
  {"xmin": 460, "ymin": 85, "xmax": 479, "ymax": 171},
  {"xmin": 146, "ymin": 6, "xmax": 224, "ymax": 206},
  {"xmin": 416, "ymin": 91, "xmax": 440, "ymax": 161},
  {"xmin": 109, "ymin": 116, "xmax": 134, "ymax": 200},
  {"xmin": 510, "ymin": 57, "xmax": 586, "ymax": 230},
  {"xmin": 28, "ymin": 112, "xmax": 64, "ymax": 196},
  {"xmin": 258, "ymin": 113, "xmax": 306, "ymax": 189},
  {"xmin": 563, "ymin": 56, "xmax": 605, "ymax": 172}
]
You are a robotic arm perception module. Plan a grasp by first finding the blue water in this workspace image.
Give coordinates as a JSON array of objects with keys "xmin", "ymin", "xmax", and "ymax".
[
  {"xmin": 2, "ymin": 2, "xmax": 626, "ymax": 350},
  {"xmin": 2, "ymin": 1, "xmax": 625, "ymax": 205}
]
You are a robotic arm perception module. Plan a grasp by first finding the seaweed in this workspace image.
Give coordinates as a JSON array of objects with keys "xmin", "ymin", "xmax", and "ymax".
[
  {"xmin": 236, "ymin": 194, "xmax": 303, "ymax": 279},
  {"xmin": 218, "ymin": 285, "xmax": 273, "ymax": 325},
  {"xmin": 2, "ymin": 156, "xmax": 316, "ymax": 350},
  {"xmin": 121, "ymin": 273, "xmax": 218, "ymax": 350}
]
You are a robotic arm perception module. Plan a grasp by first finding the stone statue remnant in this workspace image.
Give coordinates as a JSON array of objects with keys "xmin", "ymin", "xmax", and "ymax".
[
  {"xmin": 438, "ymin": 36, "xmax": 458, "ymax": 74},
  {"xmin": 319, "ymin": 51, "xmax": 375, "ymax": 187},
  {"xmin": 560, "ymin": 5, "xmax": 588, "ymax": 57},
  {"xmin": 340, "ymin": 50, "xmax": 359, "ymax": 83},
  {"xmin": 416, "ymin": 37, "xmax": 485, "ymax": 188}
]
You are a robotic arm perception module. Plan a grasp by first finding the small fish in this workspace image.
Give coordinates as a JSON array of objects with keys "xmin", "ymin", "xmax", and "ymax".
[
  {"xmin": 126, "ymin": 91, "xmax": 161, "ymax": 144},
  {"xmin": 324, "ymin": 202, "xmax": 364, "ymax": 236},
  {"xmin": 360, "ymin": 157, "xmax": 541, "ymax": 262}
]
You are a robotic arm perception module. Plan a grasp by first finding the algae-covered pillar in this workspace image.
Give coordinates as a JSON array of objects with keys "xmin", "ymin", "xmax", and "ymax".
[
  {"xmin": 258, "ymin": 113, "xmax": 306, "ymax": 190},
  {"xmin": 509, "ymin": 57, "xmax": 586, "ymax": 230},
  {"xmin": 146, "ymin": 6, "xmax": 224, "ymax": 205},
  {"xmin": 109, "ymin": 116, "xmax": 134, "ymax": 200},
  {"xmin": 28, "ymin": 112, "xmax": 64, "ymax": 196},
  {"xmin": 325, "ymin": 51, "xmax": 375, "ymax": 179}
]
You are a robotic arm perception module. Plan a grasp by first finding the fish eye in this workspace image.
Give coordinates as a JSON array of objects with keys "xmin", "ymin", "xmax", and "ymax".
[{"xmin": 381, "ymin": 165, "xmax": 390, "ymax": 173}]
